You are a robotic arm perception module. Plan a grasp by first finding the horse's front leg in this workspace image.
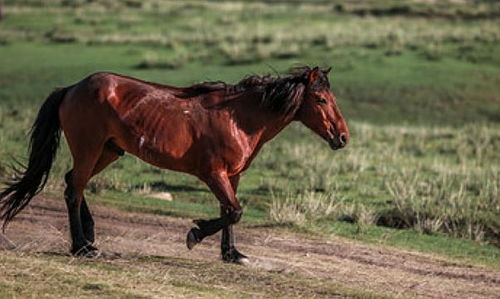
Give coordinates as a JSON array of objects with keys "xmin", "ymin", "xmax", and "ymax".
[
  {"xmin": 186, "ymin": 172, "xmax": 247, "ymax": 264},
  {"xmin": 220, "ymin": 205, "xmax": 248, "ymax": 264},
  {"xmin": 220, "ymin": 174, "xmax": 248, "ymax": 264}
]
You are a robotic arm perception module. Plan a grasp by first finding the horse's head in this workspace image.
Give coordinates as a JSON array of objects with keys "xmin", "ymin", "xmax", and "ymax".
[{"xmin": 296, "ymin": 67, "xmax": 349, "ymax": 150}]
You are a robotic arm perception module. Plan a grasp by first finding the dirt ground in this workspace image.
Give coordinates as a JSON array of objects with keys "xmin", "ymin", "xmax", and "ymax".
[{"xmin": 1, "ymin": 197, "xmax": 499, "ymax": 298}]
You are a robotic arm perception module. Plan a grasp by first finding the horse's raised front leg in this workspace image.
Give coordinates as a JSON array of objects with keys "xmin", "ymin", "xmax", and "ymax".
[{"xmin": 186, "ymin": 172, "xmax": 247, "ymax": 263}]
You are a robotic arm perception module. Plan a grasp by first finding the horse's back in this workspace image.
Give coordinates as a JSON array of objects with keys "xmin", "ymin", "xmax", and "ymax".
[
  {"xmin": 59, "ymin": 72, "xmax": 206, "ymax": 172},
  {"xmin": 58, "ymin": 72, "xmax": 256, "ymax": 176}
]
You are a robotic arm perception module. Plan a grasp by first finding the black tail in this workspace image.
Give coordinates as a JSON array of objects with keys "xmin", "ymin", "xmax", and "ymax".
[{"xmin": 0, "ymin": 87, "xmax": 69, "ymax": 229}]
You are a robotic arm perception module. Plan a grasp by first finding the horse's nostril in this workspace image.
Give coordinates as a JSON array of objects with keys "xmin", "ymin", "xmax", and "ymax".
[{"xmin": 339, "ymin": 133, "xmax": 347, "ymax": 145}]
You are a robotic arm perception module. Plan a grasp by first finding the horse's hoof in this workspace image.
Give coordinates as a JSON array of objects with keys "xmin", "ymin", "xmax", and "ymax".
[
  {"xmin": 186, "ymin": 228, "xmax": 203, "ymax": 250},
  {"xmin": 222, "ymin": 249, "xmax": 250, "ymax": 265},
  {"xmin": 72, "ymin": 244, "xmax": 100, "ymax": 258},
  {"xmin": 83, "ymin": 249, "xmax": 101, "ymax": 258},
  {"xmin": 235, "ymin": 256, "xmax": 251, "ymax": 266}
]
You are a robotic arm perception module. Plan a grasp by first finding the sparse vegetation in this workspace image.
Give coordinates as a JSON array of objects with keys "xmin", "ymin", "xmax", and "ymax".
[
  {"xmin": 269, "ymin": 190, "xmax": 340, "ymax": 225},
  {"xmin": 265, "ymin": 123, "xmax": 499, "ymax": 243},
  {"xmin": 386, "ymin": 168, "xmax": 499, "ymax": 241},
  {"xmin": 259, "ymin": 110, "xmax": 500, "ymax": 243}
]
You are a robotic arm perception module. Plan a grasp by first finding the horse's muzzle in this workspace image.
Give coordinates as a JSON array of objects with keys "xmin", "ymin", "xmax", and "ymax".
[{"xmin": 328, "ymin": 132, "xmax": 347, "ymax": 150}]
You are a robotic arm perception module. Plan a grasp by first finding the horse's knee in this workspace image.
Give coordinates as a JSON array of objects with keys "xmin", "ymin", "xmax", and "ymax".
[{"xmin": 228, "ymin": 208, "xmax": 242, "ymax": 224}]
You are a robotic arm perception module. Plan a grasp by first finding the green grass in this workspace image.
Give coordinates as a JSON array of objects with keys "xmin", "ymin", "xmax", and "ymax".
[
  {"xmin": 321, "ymin": 221, "xmax": 500, "ymax": 269},
  {"xmin": 0, "ymin": 0, "xmax": 499, "ymax": 283},
  {"xmin": 1, "ymin": 0, "xmax": 500, "ymax": 125},
  {"xmin": 0, "ymin": 42, "xmax": 499, "ymax": 125},
  {"xmin": 85, "ymin": 190, "xmax": 268, "ymax": 224}
]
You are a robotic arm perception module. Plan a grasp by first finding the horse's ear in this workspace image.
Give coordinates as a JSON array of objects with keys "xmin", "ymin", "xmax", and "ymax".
[
  {"xmin": 322, "ymin": 67, "xmax": 332, "ymax": 75},
  {"xmin": 308, "ymin": 67, "xmax": 321, "ymax": 85}
]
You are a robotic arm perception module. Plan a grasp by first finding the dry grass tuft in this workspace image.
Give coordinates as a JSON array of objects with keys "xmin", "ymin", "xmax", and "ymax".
[{"xmin": 269, "ymin": 190, "xmax": 341, "ymax": 225}]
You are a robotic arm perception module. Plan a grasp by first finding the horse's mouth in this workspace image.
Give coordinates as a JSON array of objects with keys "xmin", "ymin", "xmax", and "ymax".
[
  {"xmin": 327, "ymin": 134, "xmax": 346, "ymax": 151},
  {"xmin": 328, "ymin": 138, "xmax": 342, "ymax": 150},
  {"xmin": 326, "ymin": 126, "xmax": 346, "ymax": 151}
]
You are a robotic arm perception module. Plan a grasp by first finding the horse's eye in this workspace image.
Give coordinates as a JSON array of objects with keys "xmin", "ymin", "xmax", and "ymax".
[{"xmin": 316, "ymin": 98, "xmax": 327, "ymax": 104}]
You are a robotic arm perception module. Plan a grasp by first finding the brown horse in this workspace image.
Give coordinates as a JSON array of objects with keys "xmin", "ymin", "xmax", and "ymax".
[{"xmin": 0, "ymin": 66, "xmax": 349, "ymax": 263}]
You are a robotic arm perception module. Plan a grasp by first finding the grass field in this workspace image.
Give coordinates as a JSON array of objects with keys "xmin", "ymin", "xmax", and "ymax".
[{"xmin": 0, "ymin": 0, "xmax": 499, "ymax": 297}]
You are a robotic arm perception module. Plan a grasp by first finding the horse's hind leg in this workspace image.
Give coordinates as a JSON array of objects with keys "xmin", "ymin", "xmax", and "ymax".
[
  {"xmin": 79, "ymin": 144, "xmax": 121, "ymax": 243},
  {"xmin": 65, "ymin": 170, "xmax": 97, "ymax": 245},
  {"xmin": 67, "ymin": 143, "xmax": 121, "ymax": 246},
  {"xmin": 65, "ymin": 152, "xmax": 101, "ymax": 256},
  {"xmin": 80, "ymin": 199, "xmax": 95, "ymax": 243}
]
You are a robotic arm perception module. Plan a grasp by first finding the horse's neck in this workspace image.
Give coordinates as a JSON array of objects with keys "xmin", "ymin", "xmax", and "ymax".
[
  {"xmin": 259, "ymin": 114, "xmax": 295, "ymax": 142},
  {"xmin": 199, "ymin": 89, "xmax": 299, "ymax": 149},
  {"xmin": 230, "ymin": 94, "xmax": 297, "ymax": 147}
]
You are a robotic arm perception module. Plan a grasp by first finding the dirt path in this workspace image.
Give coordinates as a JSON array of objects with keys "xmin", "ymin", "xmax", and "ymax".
[{"xmin": 1, "ymin": 197, "xmax": 499, "ymax": 298}]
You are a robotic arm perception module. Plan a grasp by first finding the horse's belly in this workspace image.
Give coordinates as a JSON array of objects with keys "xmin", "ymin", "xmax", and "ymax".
[{"xmin": 113, "ymin": 114, "xmax": 199, "ymax": 173}]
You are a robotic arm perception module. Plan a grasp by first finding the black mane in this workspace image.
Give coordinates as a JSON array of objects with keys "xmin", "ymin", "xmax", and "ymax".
[{"xmin": 182, "ymin": 66, "xmax": 329, "ymax": 116}]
